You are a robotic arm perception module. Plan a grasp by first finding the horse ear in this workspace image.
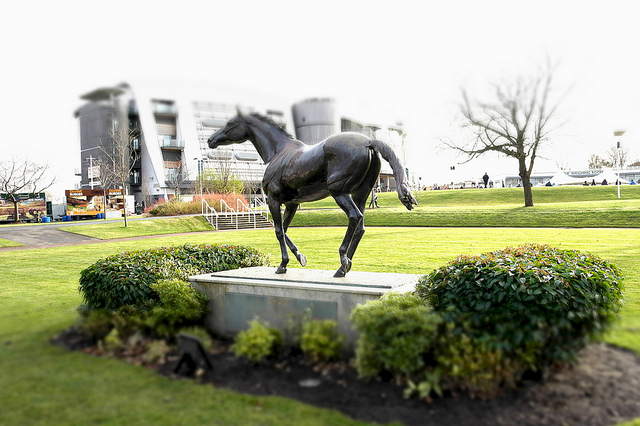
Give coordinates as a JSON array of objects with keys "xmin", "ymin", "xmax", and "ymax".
[{"xmin": 236, "ymin": 105, "xmax": 244, "ymax": 117}]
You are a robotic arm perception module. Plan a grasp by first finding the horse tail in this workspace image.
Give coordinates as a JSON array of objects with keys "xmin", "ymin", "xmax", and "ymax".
[{"xmin": 368, "ymin": 139, "xmax": 418, "ymax": 210}]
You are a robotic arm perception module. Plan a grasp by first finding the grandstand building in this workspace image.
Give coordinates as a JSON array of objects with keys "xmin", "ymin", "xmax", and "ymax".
[{"xmin": 74, "ymin": 82, "xmax": 410, "ymax": 205}]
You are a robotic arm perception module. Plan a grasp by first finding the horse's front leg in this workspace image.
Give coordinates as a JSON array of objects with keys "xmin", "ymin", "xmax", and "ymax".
[
  {"xmin": 268, "ymin": 199, "xmax": 289, "ymax": 274},
  {"xmin": 331, "ymin": 194, "xmax": 363, "ymax": 277},
  {"xmin": 283, "ymin": 203, "xmax": 306, "ymax": 267}
]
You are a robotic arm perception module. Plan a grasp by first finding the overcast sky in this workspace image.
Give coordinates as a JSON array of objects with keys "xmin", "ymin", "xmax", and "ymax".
[{"xmin": 2, "ymin": 0, "xmax": 638, "ymax": 196}]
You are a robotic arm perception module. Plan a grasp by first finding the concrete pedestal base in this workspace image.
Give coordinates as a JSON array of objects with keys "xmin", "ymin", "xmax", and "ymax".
[{"xmin": 189, "ymin": 266, "xmax": 420, "ymax": 349}]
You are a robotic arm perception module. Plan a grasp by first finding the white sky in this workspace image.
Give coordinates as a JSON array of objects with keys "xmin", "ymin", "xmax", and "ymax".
[{"xmin": 2, "ymin": 0, "xmax": 639, "ymax": 197}]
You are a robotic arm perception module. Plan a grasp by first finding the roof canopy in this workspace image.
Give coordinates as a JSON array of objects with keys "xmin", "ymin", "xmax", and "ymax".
[
  {"xmin": 548, "ymin": 170, "xmax": 586, "ymax": 186},
  {"xmin": 590, "ymin": 169, "xmax": 629, "ymax": 184}
]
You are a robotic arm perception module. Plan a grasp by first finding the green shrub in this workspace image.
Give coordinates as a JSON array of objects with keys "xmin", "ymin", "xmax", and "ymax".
[
  {"xmin": 143, "ymin": 279, "xmax": 208, "ymax": 338},
  {"xmin": 351, "ymin": 245, "xmax": 624, "ymax": 400},
  {"xmin": 101, "ymin": 328, "xmax": 124, "ymax": 352},
  {"xmin": 76, "ymin": 279, "xmax": 209, "ymax": 342},
  {"xmin": 147, "ymin": 199, "xmax": 200, "ymax": 216},
  {"xmin": 76, "ymin": 307, "xmax": 114, "ymax": 341},
  {"xmin": 300, "ymin": 319, "xmax": 344, "ymax": 363},
  {"xmin": 148, "ymin": 194, "xmax": 249, "ymax": 216},
  {"xmin": 433, "ymin": 323, "xmax": 529, "ymax": 397},
  {"xmin": 231, "ymin": 319, "xmax": 283, "ymax": 364},
  {"xmin": 351, "ymin": 292, "xmax": 442, "ymax": 381},
  {"xmin": 142, "ymin": 340, "xmax": 171, "ymax": 365},
  {"xmin": 78, "ymin": 244, "xmax": 269, "ymax": 310},
  {"xmin": 415, "ymin": 243, "xmax": 624, "ymax": 369}
]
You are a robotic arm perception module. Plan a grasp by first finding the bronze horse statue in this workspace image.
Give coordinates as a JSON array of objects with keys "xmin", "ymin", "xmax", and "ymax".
[{"xmin": 207, "ymin": 110, "xmax": 417, "ymax": 277}]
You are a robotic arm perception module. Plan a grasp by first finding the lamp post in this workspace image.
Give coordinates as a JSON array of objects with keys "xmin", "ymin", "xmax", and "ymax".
[
  {"xmin": 84, "ymin": 156, "xmax": 96, "ymax": 189},
  {"xmin": 614, "ymin": 130, "xmax": 626, "ymax": 200},
  {"xmin": 194, "ymin": 157, "xmax": 203, "ymax": 196}
]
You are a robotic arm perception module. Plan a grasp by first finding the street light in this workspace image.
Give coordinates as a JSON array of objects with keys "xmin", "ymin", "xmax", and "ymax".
[
  {"xmin": 193, "ymin": 157, "xmax": 205, "ymax": 196},
  {"xmin": 84, "ymin": 156, "xmax": 97, "ymax": 189},
  {"xmin": 613, "ymin": 130, "xmax": 625, "ymax": 199}
]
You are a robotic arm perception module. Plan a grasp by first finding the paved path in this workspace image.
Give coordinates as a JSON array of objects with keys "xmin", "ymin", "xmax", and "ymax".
[
  {"xmin": 0, "ymin": 222, "xmax": 100, "ymax": 250},
  {"xmin": 0, "ymin": 217, "xmax": 201, "ymax": 252}
]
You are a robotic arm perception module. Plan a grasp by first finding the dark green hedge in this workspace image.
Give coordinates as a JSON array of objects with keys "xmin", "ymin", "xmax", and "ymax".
[
  {"xmin": 78, "ymin": 244, "xmax": 269, "ymax": 310},
  {"xmin": 415, "ymin": 243, "xmax": 624, "ymax": 367},
  {"xmin": 352, "ymin": 244, "xmax": 624, "ymax": 399}
]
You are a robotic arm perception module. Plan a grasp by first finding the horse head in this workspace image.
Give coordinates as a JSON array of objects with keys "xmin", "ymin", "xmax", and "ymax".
[{"xmin": 207, "ymin": 111, "xmax": 250, "ymax": 149}]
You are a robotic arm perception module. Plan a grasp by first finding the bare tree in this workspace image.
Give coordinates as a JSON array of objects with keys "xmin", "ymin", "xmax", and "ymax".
[
  {"xmin": 444, "ymin": 63, "xmax": 563, "ymax": 207},
  {"xmin": 588, "ymin": 154, "xmax": 612, "ymax": 170},
  {"xmin": 606, "ymin": 145, "xmax": 630, "ymax": 170},
  {"xmin": 198, "ymin": 152, "xmax": 244, "ymax": 195},
  {"xmin": 165, "ymin": 159, "xmax": 191, "ymax": 199},
  {"xmin": 197, "ymin": 166, "xmax": 244, "ymax": 195},
  {"xmin": 0, "ymin": 158, "xmax": 56, "ymax": 223},
  {"xmin": 99, "ymin": 127, "xmax": 139, "ymax": 227}
]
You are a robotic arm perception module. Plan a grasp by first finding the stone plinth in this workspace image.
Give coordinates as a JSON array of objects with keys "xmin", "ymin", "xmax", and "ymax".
[{"xmin": 189, "ymin": 266, "xmax": 420, "ymax": 349}]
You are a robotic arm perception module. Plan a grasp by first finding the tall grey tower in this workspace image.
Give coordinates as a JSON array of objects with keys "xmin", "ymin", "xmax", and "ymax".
[{"xmin": 291, "ymin": 98, "xmax": 338, "ymax": 145}]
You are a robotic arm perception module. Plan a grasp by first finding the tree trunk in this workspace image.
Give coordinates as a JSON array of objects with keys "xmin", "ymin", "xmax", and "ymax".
[
  {"xmin": 518, "ymin": 157, "xmax": 534, "ymax": 207},
  {"xmin": 121, "ymin": 183, "xmax": 129, "ymax": 228},
  {"xmin": 522, "ymin": 175, "xmax": 534, "ymax": 207},
  {"xmin": 12, "ymin": 201, "xmax": 19, "ymax": 223}
]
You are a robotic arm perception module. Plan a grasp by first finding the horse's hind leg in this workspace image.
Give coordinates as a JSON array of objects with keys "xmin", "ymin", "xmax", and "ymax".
[
  {"xmin": 331, "ymin": 193, "xmax": 363, "ymax": 277},
  {"xmin": 283, "ymin": 203, "xmax": 306, "ymax": 267},
  {"xmin": 345, "ymin": 153, "xmax": 381, "ymax": 264},
  {"xmin": 346, "ymin": 192, "xmax": 369, "ymax": 263}
]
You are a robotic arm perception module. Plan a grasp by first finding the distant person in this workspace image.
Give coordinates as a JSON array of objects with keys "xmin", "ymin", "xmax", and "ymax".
[
  {"xmin": 602, "ymin": 179, "xmax": 608, "ymax": 185},
  {"xmin": 583, "ymin": 181, "xmax": 589, "ymax": 186},
  {"xmin": 368, "ymin": 188, "xmax": 379, "ymax": 208},
  {"xmin": 545, "ymin": 181, "xmax": 553, "ymax": 187},
  {"xmin": 482, "ymin": 172, "xmax": 489, "ymax": 188},
  {"xmin": 591, "ymin": 179, "xmax": 596, "ymax": 186},
  {"xmin": 631, "ymin": 179, "xmax": 637, "ymax": 185}
]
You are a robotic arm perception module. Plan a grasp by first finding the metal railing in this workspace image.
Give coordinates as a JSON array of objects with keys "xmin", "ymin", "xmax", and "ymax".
[
  {"xmin": 201, "ymin": 197, "xmax": 272, "ymax": 230},
  {"xmin": 236, "ymin": 198, "xmax": 273, "ymax": 229},
  {"xmin": 251, "ymin": 197, "xmax": 271, "ymax": 224},
  {"xmin": 219, "ymin": 199, "xmax": 237, "ymax": 228},
  {"xmin": 201, "ymin": 198, "xmax": 219, "ymax": 229},
  {"xmin": 158, "ymin": 138, "xmax": 184, "ymax": 149}
]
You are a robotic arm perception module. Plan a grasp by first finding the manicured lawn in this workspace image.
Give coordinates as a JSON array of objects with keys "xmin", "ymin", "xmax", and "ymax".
[
  {"xmin": 1, "ymin": 226, "xmax": 639, "ymax": 424},
  {"xmin": 301, "ymin": 184, "xmax": 640, "ymax": 209},
  {"xmin": 0, "ymin": 238, "xmax": 22, "ymax": 248},
  {"xmin": 61, "ymin": 215, "xmax": 212, "ymax": 239},
  {"xmin": 292, "ymin": 200, "xmax": 640, "ymax": 228}
]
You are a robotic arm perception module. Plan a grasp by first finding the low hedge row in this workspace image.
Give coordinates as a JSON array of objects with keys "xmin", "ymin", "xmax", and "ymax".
[
  {"xmin": 78, "ymin": 278, "xmax": 209, "ymax": 342},
  {"xmin": 353, "ymin": 244, "xmax": 624, "ymax": 398},
  {"xmin": 78, "ymin": 244, "xmax": 269, "ymax": 310},
  {"xmin": 416, "ymin": 243, "xmax": 624, "ymax": 367}
]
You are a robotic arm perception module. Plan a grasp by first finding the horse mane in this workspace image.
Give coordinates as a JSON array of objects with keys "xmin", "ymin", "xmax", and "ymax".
[{"xmin": 249, "ymin": 112, "xmax": 294, "ymax": 139}]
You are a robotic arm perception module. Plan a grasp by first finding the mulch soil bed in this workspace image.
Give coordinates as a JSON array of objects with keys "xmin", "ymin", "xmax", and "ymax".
[{"xmin": 52, "ymin": 327, "xmax": 640, "ymax": 426}]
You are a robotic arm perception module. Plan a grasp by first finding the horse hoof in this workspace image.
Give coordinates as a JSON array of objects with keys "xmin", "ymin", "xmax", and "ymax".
[
  {"xmin": 333, "ymin": 268, "xmax": 345, "ymax": 278},
  {"xmin": 275, "ymin": 266, "xmax": 287, "ymax": 274},
  {"xmin": 341, "ymin": 257, "xmax": 352, "ymax": 273},
  {"xmin": 297, "ymin": 253, "xmax": 307, "ymax": 267}
]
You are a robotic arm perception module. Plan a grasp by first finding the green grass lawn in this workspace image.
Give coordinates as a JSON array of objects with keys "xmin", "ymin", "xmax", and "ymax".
[
  {"xmin": 1, "ymin": 225, "xmax": 639, "ymax": 425},
  {"xmin": 61, "ymin": 215, "xmax": 213, "ymax": 239},
  {"xmin": 0, "ymin": 238, "xmax": 22, "ymax": 248},
  {"xmin": 292, "ymin": 199, "xmax": 640, "ymax": 228},
  {"xmin": 301, "ymin": 184, "xmax": 640, "ymax": 209},
  {"xmin": 2, "ymin": 184, "xmax": 640, "ymax": 424},
  {"xmin": 294, "ymin": 186, "xmax": 640, "ymax": 228}
]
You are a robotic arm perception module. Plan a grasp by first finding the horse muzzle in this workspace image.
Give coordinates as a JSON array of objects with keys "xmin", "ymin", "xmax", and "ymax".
[{"xmin": 207, "ymin": 133, "xmax": 228, "ymax": 148}]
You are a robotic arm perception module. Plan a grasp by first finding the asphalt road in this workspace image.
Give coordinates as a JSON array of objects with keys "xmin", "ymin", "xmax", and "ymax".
[
  {"xmin": 0, "ymin": 215, "xmax": 208, "ymax": 252},
  {"xmin": 0, "ymin": 221, "xmax": 100, "ymax": 250}
]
